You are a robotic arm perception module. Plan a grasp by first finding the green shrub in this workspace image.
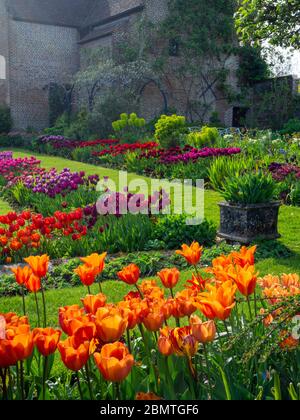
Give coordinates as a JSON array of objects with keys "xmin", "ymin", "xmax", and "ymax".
[
  {"xmin": 289, "ymin": 181, "xmax": 300, "ymax": 206},
  {"xmin": 221, "ymin": 172, "xmax": 277, "ymax": 205},
  {"xmin": 0, "ymin": 106, "xmax": 12, "ymax": 133},
  {"xmin": 186, "ymin": 126, "xmax": 221, "ymax": 148},
  {"xmin": 155, "ymin": 114, "xmax": 187, "ymax": 149},
  {"xmin": 112, "ymin": 113, "xmax": 146, "ymax": 143},
  {"xmin": 280, "ymin": 118, "xmax": 300, "ymax": 135},
  {"xmin": 152, "ymin": 214, "xmax": 216, "ymax": 249}
]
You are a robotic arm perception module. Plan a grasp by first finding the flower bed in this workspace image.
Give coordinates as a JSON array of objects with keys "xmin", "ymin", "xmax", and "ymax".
[
  {"xmin": 0, "ymin": 245, "xmax": 298, "ymax": 400},
  {"xmin": 37, "ymin": 135, "xmax": 119, "ymax": 150},
  {"xmin": 269, "ymin": 162, "xmax": 300, "ymax": 182}
]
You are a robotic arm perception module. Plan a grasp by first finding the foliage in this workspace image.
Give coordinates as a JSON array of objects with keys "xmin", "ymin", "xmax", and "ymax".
[
  {"xmin": 221, "ymin": 171, "xmax": 277, "ymax": 204},
  {"xmin": 112, "ymin": 113, "xmax": 146, "ymax": 143},
  {"xmin": 237, "ymin": 45, "xmax": 270, "ymax": 86},
  {"xmin": 0, "ymin": 106, "xmax": 12, "ymax": 133},
  {"xmin": 155, "ymin": 115, "xmax": 187, "ymax": 149},
  {"xmin": 209, "ymin": 156, "xmax": 255, "ymax": 191},
  {"xmin": 280, "ymin": 118, "xmax": 300, "ymax": 135},
  {"xmin": 152, "ymin": 215, "xmax": 216, "ymax": 250},
  {"xmin": 186, "ymin": 127, "xmax": 221, "ymax": 148},
  {"xmin": 235, "ymin": 0, "xmax": 300, "ymax": 48}
]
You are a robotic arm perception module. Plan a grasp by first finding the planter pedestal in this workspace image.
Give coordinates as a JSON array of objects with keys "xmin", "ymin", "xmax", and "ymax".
[{"xmin": 218, "ymin": 201, "xmax": 281, "ymax": 244}]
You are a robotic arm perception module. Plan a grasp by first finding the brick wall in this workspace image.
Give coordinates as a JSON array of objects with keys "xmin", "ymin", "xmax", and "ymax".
[{"xmin": 8, "ymin": 20, "xmax": 79, "ymax": 129}]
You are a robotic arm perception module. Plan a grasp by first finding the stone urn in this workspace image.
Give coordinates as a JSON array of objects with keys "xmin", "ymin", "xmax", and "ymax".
[{"xmin": 218, "ymin": 201, "xmax": 281, "ymax": 244}]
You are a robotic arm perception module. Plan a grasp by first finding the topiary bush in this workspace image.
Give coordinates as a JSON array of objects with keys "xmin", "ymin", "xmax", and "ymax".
[
  {"xmin": 155, "ymin": 114, "xmax": 187, "ymax": 149},
  {"xmin": 0, "ymin": 106, "xmax": 12, "ymax": 133}
]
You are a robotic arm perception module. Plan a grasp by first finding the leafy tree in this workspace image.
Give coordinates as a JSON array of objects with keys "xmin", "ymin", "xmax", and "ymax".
[{"xmin": 235, "ymin": 0, "xmax": 300, "ymax": 48}]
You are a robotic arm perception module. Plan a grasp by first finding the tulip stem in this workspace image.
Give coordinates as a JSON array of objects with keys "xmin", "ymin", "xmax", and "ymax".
[
  {"xmin": 254, "ymin": 289, "xmax": 258, "ymax": 317},
  {"xmin": 115, "ymin": 382, "xmax": 121, "ymax": 400},
  {"xmin": 170, "ymin": 288, "xmax": 175, "ymax": 299},
  {"xmin": 40, "ymin": 285, "xmax": 47, "ymax": 328},
  {"xmin": 87, "ymin": 286, "xmax": 91, "ymax": 295},
  {"xmin": 19, "ymin": 361, "xmax": 25, "ymax": 400},
  {"xmin": 135, "ymin": 284, "xmax": 143, "ymax": 299},
  {"xmin": 85, "ymin": 363, "xmax": 94, "ymax": 400},
  {"xmin": 247, "ymin": 297, "xmax": 253, "ymax": 321},
  {"xmin": 138, "ymin": 325, "xmax": 159, "ymax": 393},
  {"xmin": 42, "ymin": 356, "xmax": 48, "ymax": 400},
  {"xmin": 186, "ymin": 356, "xmax": 197, "ymax": 399},
  {"xmin": 203, "ymin": 344, "xmax": 213, "ymax": 399},
  {"xmin": 76, "ymin": 372, "xmax": 84, "ymax": 400},
  {"xmin": 21, "ymin": 286, "xmax": 26, "ymax": 316},
  {"xmin": 34, "ymin": 293, "xmax": 41, "ymax": 327},
  {"xmin": 126, "ymin": 329, "xmax": 132, "ymax": 353},
  {"xmin": 0, "ymin": 368, "xmax": 7, "ymax": 400}
]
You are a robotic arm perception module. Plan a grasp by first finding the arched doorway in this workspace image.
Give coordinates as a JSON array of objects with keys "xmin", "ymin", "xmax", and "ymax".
[{"xmin": 139, "ymin": 79, "xmax": 168, "ymax": 120}]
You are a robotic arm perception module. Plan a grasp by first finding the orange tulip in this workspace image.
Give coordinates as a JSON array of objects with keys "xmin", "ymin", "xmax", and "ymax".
[
  {"xmin": 59, "ymin": 305, "xmax": 85, "ymax": 335},
  {"xmin": 190, "ymin": 315, "xmax": 216, "ymax": 344},
  {"xmin": 10, "ymin": 266, "xmax": 33, "ymax": 286},
  {"xmin": 68, "ymin": 317, "xmax": 96, "ymax": 347},
  {"xmin": 80, "ymin": 252, "xmax": 107, "ymax": 276},
  {"xmin": 231, "ymin": 246, "xmax": 257, "ymax": 268},
  {"xmin": 158, "ymin": 327, "xmax": 173, "ymax": 356},
  {"xmin": 136, "ymin": 392, "xmax": 162, "ymax": 400},
  {"xmin": 81, "ymin": 293, "xmax": 107, "ymax": 314},
  {"xmin": 169, "ymin": 326, "xmax": 198, "ymax": 357},
  {"xmin": 186, "ymin": 273, "xmax": 207, "ymax": 292},
  {"xmin": 25, "ymin": 273, "xmax": 41, "ymax": 293},
  {"xmin": 0, "ymin": 327, "xmax": 34, "ymax": 368},
  {"xmin": 279, "ymin": 331, "xmax": 299, "ymax": 350},
  {"xmin": 33, "ymin": 328, "xmax": 61, "ymax": 356},
  {"xmin": 228, "ymin": 265, "xmax": 258, "ymax": 297},
  {"xmin": 143, "ymin": 307, "xmax": 165, "ymax": 332},
  {"xmin": 157, "ymin": 268, "xmax": 180, "ymax": 289},
  {"xmin": 173, "ymin": 289, "xmax": 197, "ymax": 318},
  {"xmin": 195, "ymin": 281, "xmax": 237, "ymax": 321},
  {"xmin": 176, "ymin": 242, "xmax": 203, "ymax": 265},
  {"xmin": 74, "ymin": 264, "xmax": 97, "ymax": 286},
  {"xmin": 94, "ymin": 307, "xmax": 127, "ymax": 343},
  {"xmin": 24, "ymin": 254, "xmax": 49, "ymax": 278},
  {"xmin": 94, "ymin": 342, "xmax": 134, "ymax": 382},
  {"xmin": 117, "ymin": 264, "xmax": 140, "ymax": 285},
  {"xmin": 57, "ymin": 337, "xmax": 90, "ymax": 371}
]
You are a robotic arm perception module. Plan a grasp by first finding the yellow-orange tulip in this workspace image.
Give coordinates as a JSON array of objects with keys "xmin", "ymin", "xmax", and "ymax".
[
  {"xmin": 157, "ymin": 268, "xmax": 180, "ymax": 289},
  {"xmin": 24, "ymin": 254, "xmax": 49, "ymax": 278},
  {"xmin": 10, "ymin": 266, "xmax": 33, "ymax": 286},
  {"xmin": 33, "ymin": 327, "xmax": 61, "ymax": 357},
  {"xmin": 94, "ymin": 342, "xmax": 134, "ymax": 382},
  {"xmin": 136, "ymin": 392, "xmax": 162, "ymax": 400},
  {"xmin": 94, "ymin": 307, "xmax": 127, "ymax": 343},
  {"xmin": 228, "ymin": 265, "xmax": 258, "ymax": 297},
  {"xmin": 231, "ymin": 245, "xmax": 257, "ymax": 268},
  {"xmin": 190, "ymin": 315, "xmax": 216, "ymax": 344},
  {"xmin": 195, "ymin": 281, "xmax": 237, "ymax": 321},
  {"xmin": 74, "ymin": 264, "xmax": 97, "ymax": 287},
  {"xmin": 24, "ymin": 273, "xmax": 41, "ymax": 293},
  {"xmin": 80, "ymin": 252, "xmax": 107, "ymax": 276},
  {"xmin": 169, "ymin": 326, "xmax": 198, "ymax": 357},
  {"xmin": 117, "ymin": 264, "xmax": 140, "ymax": 285},
  {"xmin": 81, "ymin": 293, "xmax": 107, "ymax": 314},
  {"xmin": 57, "ymin": 337, "xmax": 90, "ymax": 371},
  {"xmin": 176, "ymin": 242, "xmax": 203, "ymax": 265}
]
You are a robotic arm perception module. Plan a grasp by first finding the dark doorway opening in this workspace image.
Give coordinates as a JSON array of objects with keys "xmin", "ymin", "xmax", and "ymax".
[{"xmin": 232, "ymin": 107, "xmax": 249, "ymax": 127}]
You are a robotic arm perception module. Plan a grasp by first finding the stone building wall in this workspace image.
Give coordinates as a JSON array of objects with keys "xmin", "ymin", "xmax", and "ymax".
[
  {"xmin": 8, "ymin": 20, "xmax": 79, "ymax": 129},
  {"xmin": 0, "ymin": 0, "xmax": 10, "ymax": 106}
]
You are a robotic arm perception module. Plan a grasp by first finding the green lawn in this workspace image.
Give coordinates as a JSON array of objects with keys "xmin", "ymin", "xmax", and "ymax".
[
  {"xmin": 0, "ymin": 198, "xmax": 12, "ymax": 214},
  {"xmin": 0, "ymin": 148, "xmax": 299, "ymax": 320}
]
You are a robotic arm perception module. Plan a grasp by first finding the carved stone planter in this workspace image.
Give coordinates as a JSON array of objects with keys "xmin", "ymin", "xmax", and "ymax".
[{"xmin": 218, "ymin": 201, "xmax": 281, "ymax": 244}]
